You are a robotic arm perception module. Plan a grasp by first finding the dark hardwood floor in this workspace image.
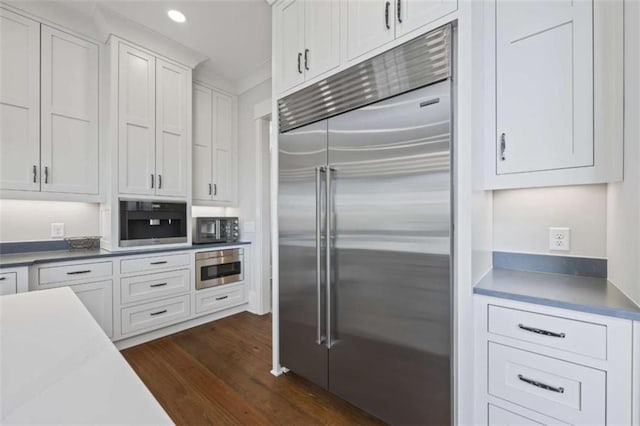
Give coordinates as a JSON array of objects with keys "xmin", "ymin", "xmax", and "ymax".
[{"xmin": 121, "ymin": 312, "xmax": 385, "ymax": 425}]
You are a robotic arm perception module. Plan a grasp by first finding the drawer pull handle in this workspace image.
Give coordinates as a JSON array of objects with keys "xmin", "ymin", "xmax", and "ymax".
[
  {"xmin": 150, "ymin": 309, "xmax": 167, "ymax": 316},
  {"xmin": 517, "ymin": 374, "xmax": 565, "ymax": 394},
  {"xmin": 215, "ymin": 295, "xmax": 229, "ymax": 301},
  {"xmin": 150, "ymin": 261, "xmax": 168, "ymax": 265},
  {"xmin": 150, "ymin": 282, "xmax": 168, "ymax": 288},
  {"xmin": 0, "ymin": 277, "xmax": 6, "ymax": 281},
  {"xmin": 67, "ymin": 270, "xmax": 92, "ymax": 275},
  {"xmin": 518, "ymin": 324, "xmax": 565, "ymax": 338}
]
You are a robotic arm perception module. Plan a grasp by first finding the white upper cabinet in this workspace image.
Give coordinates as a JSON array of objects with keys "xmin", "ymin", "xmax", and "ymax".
[
  {"xmin": 496, "ymin": 0, "xmax": 593, "ymax": 175},
  {"xmin": 395, "ymin": 0, "xmax": 457, "ymax": 37},
  {"xmin": 278, "ymin": 0, "xmax": 306, "ymax": 92},
  {"xmin": 346, "ymin": 0, "xmax": 395, "ymax": 61},
  {"xmin": 192, "ymin": 82, "xmax": 237, "ymax": 206},
  {"xmin": 303, "ymin": 0, "xmax": 340, "ymax": 81},
  {"xmin": 276, "ymin": 0, "xmax": 340, "ymax": 93},
  {"xmin": 0, "ymin": 8, "xmax": 40, "ymax": 192},
  {"xmin": 484, "ymin": 0, "xmax": 623, "ymax": 189},
  {"xmin": 212, "ymin": 93, "xmax": 235, "ymax": 203},
  {"xmin": 192, "ymin": 83, "xmax": 213, "ymax": 202},
  {"xmin": 118, "ymin": 43, "xmax": 156, "ymax": 196},
  {"xmin": 155, "ymin": 59, "xmax": 188, "ymax": 198},
  {"xmin": 40, "ymin": 25, "xmax": 99, "ymax": 195}
]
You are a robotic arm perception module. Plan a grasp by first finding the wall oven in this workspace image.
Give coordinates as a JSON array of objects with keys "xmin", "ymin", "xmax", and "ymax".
[
  {"xmin": 195, "ymin": 248, "xmax": 243, "ymax": 290},
  {"xmin": 119, "ymin": 200, "xmax": 187, "ymax": 247}
]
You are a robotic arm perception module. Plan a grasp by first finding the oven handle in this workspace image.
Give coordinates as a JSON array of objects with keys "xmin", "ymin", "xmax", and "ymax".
[{"xmin": 197, "ymin": 255, "xmax": 241, "ymax": 268}]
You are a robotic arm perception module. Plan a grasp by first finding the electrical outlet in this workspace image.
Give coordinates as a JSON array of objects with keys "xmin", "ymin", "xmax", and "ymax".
[
  {"xmin": 51, "ymin": 223, "xmax": 65, "ymax": 239},
  {"xmin": 549, "ymin": 227, "xmax": 570, "ymax": 251}
]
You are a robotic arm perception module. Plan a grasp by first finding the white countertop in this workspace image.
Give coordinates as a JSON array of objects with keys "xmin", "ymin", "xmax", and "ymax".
[{"xmin": 0, "ymin": 287, "xmax": 173, "ymax": 424}]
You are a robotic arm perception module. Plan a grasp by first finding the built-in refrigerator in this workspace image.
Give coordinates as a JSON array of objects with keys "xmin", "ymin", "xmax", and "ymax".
[{"xmin": 278, "ymin": 24, "xmax": 452, "ymax": 425}]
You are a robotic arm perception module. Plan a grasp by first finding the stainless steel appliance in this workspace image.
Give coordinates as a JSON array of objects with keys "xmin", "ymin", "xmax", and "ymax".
[
  {"xmin": 278, "ymin": 25, "xmax": 452, "ymax": 425},
  {"xmin": 192, "ymin": 217, "xmax": 240, "ymax": 244},
  {"xmin": 195, "ymin": 248, "xmax": 243, "ymax": 290},
  {"xmin": 119, "ymin": 200, "xmax": 187, "ymax": 247}
]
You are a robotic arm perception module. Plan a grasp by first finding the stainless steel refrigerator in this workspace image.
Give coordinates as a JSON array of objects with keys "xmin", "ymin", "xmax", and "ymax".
[{"xmin": 278, "ymin": 25, "xmax": 452, "ymax": 425}]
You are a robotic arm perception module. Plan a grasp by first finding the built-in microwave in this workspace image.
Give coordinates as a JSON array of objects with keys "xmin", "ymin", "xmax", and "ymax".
[
  {"xmin": 119, "ymin": 200, "xmax": 187, "ymax": 247},
  {"xmin": 192, "ymin": 217, "xmax": 239, "ymax": 244},
  {"xmin": 195, "ymin": 249, "xmax": 243, "ymax": 290}
]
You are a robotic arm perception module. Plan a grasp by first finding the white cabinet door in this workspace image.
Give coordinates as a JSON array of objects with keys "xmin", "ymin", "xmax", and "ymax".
[
  {"xmin": 395, "ymin": 0, "xmax": 457, "ymax": 37},
  {"xmin": 212, "ymin": 92, "xmax": 235, "ymax": 204},
  {"xmin": 346, "ymin": 0, "xmax": 395, "ymax": 61},
  {"xmin": 155, "ymin": 59, "xmax": 188, "ymax": 198},
  {"xmin": 496, "ymin": 0, "xmax": 593, "ymax": 175},
  {"xmin": 0, "ymin": 8, "xmax": 40, "ymax": 191},
  {"xmin": 71, "ymin": 280, "xmax": 113, "ymax": 338},
  {"xmin": 304, "ymin": 0, "xmax": 340, "ymax": 80},
  {"xmin": 192, "ymin": 83, "xmax": 213, "ymax": 202},
  {"xmin": 40, "ymin": 26, "xmax": 99, "ymax": 195},
  {"xmin": 278, "ymin": 0, "xmax": 305, "ymax": 92},
  {"xmin": 118, "ymin": 43, "xmax": 156, "ymax": 195}
]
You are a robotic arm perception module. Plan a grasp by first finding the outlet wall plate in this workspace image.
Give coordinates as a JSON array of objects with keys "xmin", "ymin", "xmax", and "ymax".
[
  {"xmin": 549, "ymin": 227, "xmax": 570, "ymax": 251},
  {"xmin": 51, "ymin": 223, "xmax": 65, "ymax": 239}
]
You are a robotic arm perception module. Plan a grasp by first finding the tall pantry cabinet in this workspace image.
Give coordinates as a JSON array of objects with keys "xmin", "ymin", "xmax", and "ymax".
[{"xmin": 0, "ymin": 7, "xmax": 99, "ymax": 199}]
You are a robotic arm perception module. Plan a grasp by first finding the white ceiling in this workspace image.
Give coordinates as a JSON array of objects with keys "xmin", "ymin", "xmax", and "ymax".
[{"xmin": 64, "ymin": 0, "xmax": 272, "ymax": 87}]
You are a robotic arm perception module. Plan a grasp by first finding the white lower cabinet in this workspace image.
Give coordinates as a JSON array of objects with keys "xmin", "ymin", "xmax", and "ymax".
[
  {"xmin": 71, "ymin": 280, "xmax": 113, "ymax": 338},
  {"xmin": 120, "ymin": 294, "xmax": 191, "ymax": 336},
  {"xmin": 475, "ymin": 295, "xmax": 633, "ymax": 426},
  {"xmin": 0, "ymin": 272, "xmax": 17, "ymax": 295},
  {"xmin": 195, "ymin": 283, "xmax": 247, "ymax": 315}
]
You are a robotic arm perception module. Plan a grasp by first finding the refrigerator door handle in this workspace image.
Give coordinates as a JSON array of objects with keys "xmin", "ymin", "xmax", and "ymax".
[
  {"xmin": 316, "ymin": 166, "xmax": 326, "ymax": 345},
  {"xmin": 326, "ymin": 166, "xmax": 335, "ymax": 349}
]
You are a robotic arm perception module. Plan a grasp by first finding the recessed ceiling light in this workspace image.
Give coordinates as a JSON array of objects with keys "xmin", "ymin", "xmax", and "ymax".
[{"xmin": 167, "ymin": 9, "xmax": 186, "ymax": 23}]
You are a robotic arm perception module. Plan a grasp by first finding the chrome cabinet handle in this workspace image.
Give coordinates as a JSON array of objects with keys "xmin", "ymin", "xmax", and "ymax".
[
  {"xmin": 385, "ymin": 1, "xmax": 391, "ymax": 29},
  {"xmin": 304, "ymin": 49, "xmax": 310, "ymax": 71},
  {"xmin": 500, "ymin": 133, "xmax": 506, "ymax": 161},
  {"xmin": 518, "ymin": 324, "xmax": 566, "ymax": 338},
  {"xmin": 297, "ymin": 52, "xmax": 303, "ymax": 74},
  {"xmin": 150, "ymin": 309, "xmax": 167, "ymax": 316},
  {"xmin": 158, "ymin": 174, "xmax": 162, "ymax": 189},
  {"xmin": 209, "ymin": 183, "xmax": 212, "ymax": 195},
  {"xmin": 150, "ymin": 261, "xmax": 168, "ymax": 265},
  {"xmin": 151, "ymin": 174, "xmax": 154, "ymax": 189},
  {"xmin": 518, "ymin": 374, "xmax": 564, "ymax": 394},
  {"xmin": 215, "ymin": 295, "xmax": 228, "ymax": 301},
  {"xmin": 44, "ymin": 166, "xmax": 49, "ymax": 184},
  {"xmin": 32, "ymin": 165, "xmax": 37, "ymax": 183},
  {"xmin": 397, "ymin": 0, "xmax": 402, "ymax": 23},
  {"xmin": 67, "ymin": 270, "xmax": 91, "ymax": 275},
  {"xmin": 150, "ymin": 282, "xmax": 167, "ymax": 288}
]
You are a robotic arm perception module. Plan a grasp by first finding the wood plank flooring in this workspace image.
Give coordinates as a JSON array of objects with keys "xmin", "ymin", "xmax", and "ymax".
[{"xmin": 121, "ymin": 312, "xmax": 385, "ymax": 425}]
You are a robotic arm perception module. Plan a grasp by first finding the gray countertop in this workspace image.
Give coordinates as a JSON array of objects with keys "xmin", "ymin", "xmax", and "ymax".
[
  {"xmin": 474, "ymin": 268, "xmax": 640, "ymax": 321},
  {"xmin": 0, "ymin": 241, "xmax": 251, "ymax": 269}
]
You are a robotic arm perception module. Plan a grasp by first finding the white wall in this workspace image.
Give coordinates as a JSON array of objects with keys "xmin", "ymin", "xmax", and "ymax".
[
  {"xmin": 607, "ymin": 1, "xmax": 640, "ymax": 305},
  {"xmin": 0, "ymin": 200, "xmax": 100, "ymax": 242},
  {"xmin": 493, "ymin": 185, "xmax": 608, "ymax": 258}
]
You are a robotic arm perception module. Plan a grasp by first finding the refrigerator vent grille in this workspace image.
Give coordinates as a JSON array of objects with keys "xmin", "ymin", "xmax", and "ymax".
[{"xmin": 278, "ymin": 24, "xmax": 452, "ymax": 133}]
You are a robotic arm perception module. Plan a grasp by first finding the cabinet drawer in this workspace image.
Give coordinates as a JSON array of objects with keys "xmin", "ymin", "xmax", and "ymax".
[
  {"xmin": 120, "ymin": 253, "xmax": 190, "ymax": 275},
  {"xmin": 488, "ymin": 343, "xmax": 605, "ymax": 425},
  {"xmin": 121, "ymin": 294, "xmax": 190, "ymax": 335},
  {"xmin": 195, "ymin": 284, "xmax": 246, "ymax": 315},
  {"xmin": 120, "ymin": 269, "xmax": 190, "ymax": 305},
  {"xmin": 489, "ymin": 404, "xmax": 543, "ymax": 426},
  {"xmin": 39, "ymin": 261, "xmax": 113, "ymax": 285},
  {"xmin": 488, "ymin": 304, "xmax": 607, "ymax": 360},
  {"xmin": 0, "ymin": 272, "xmax": 17, "ymax": 296}
]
